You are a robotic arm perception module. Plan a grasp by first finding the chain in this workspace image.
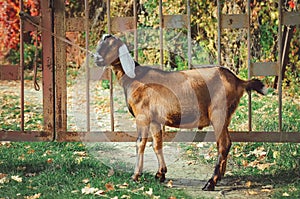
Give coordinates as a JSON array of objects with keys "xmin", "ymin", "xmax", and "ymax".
[
  {"xmin": 19, "ymin": 11, "xmax": 106, "ymax": 90},
  {"xmin": 19, "ymin": 11, "xmax": 101, "ymax": 59}
]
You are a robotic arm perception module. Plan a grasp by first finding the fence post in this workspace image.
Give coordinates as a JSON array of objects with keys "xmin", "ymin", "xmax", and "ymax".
[
  {"xmin": 40, "ymin": 0, "xmax": 55, "ymax": 139},
  {"xmin": 54, "ymin": 0, "xmax": 67, "ymax": 139}
]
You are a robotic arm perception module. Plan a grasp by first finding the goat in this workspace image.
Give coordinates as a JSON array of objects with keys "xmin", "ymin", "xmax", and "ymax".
[{"xmin": 94, "ymin": 34, "xmax": 267, "ymax": 191}]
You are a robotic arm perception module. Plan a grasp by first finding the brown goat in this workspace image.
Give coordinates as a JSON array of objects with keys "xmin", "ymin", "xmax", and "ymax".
[{"xmin": 95, "ymin": 34, "xmax": 267, "ymax": 191}]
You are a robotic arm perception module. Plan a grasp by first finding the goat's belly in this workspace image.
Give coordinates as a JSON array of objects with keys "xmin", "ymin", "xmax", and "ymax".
[{"xmin": 164, "ymin": 113, "xmax": 210, "ymax": 129}]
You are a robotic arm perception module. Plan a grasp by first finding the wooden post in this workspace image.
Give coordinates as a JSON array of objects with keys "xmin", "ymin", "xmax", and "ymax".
[
  {"xmin": 54, "ymin": 0, "xmax": 67, "ymax": 139},
  {"xmin": 40, "ymin": 0, "xmax": 55, "ymax": 139}
]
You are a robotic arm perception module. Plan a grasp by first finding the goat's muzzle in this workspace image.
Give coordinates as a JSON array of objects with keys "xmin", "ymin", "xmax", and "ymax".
[{"xmin": 94, "ymin": 53, "xmax": 105, "ymax": 67}]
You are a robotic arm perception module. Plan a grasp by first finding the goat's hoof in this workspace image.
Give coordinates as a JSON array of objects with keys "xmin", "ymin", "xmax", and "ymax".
[
  {"xmin": 155, "ymin": 172, "xmax": 166, "ymax": 182},
  {"xmin": 131, "ymin": 174, "xmax": 141, "ymax": 182},
  {"xmin": 202, "ymin": 179, "xmax": 215, "ymax": 191}
]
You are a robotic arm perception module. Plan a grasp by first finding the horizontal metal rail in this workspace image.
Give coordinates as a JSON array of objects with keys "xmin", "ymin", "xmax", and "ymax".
[{"xmin": 1, "ymin": 130, "xmax": 299, "ymax": 143}]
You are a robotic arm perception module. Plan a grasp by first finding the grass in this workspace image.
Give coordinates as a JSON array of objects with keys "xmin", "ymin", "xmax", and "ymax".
[
  {"xmin": 0, "ymin": 93, "xmax": 43, "ymax": 131},
  {"xmin": 230, "ymin": 91, "xmax": 300, "ymax": 132},
  {"xmin": 0, "ymin": 142, "xmax": 189, "ymax": 199}
]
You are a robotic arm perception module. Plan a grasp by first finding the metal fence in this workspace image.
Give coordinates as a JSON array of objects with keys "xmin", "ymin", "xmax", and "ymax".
[{"xmin": 0, "ymin": 0, "xmax": 299, "ymax": 143}]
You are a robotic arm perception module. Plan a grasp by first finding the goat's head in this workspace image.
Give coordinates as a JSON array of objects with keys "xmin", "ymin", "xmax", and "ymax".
[{"xmin": 95, "ymin": 34, "xmax": 136, "ymax": 78}]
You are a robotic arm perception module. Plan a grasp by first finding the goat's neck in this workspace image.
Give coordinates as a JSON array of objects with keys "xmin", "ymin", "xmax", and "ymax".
[
  {"xmin": 111, "ymin": 60, "xmax": 139, "ymax": 83},
  {"xmin": 111, "ymin": 59, "xmax": 125, "ymax": 81}
]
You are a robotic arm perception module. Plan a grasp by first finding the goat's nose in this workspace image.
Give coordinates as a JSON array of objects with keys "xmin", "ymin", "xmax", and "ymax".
[{"xmin": 94, "ymin": 54, "xmax": 104, "ymax": 66}]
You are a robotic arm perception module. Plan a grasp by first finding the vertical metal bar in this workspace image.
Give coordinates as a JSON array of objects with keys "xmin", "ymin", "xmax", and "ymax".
[
  {"xmin": 85, "ymin": 0, "xmax": 90, "ymax": 132},
  {"xmin": 217, "ymin": 0, "xmax": 221, "ymax": 65},
  {"xmin": 19, "ymin": 0, "xmax": 25, "ymax": 132},
  {"xmin": 54, "ymin": 0, "xmax": 67, "ymax": 140},
  {"xmin": 247, "ymin": 0, "xmax": 252, "ymax": 132},
  {"xmin": 278, "ymin": 0, "xmax": 283, "ymax": 132},
  {"xmin": 41, "ymin": 0, "xmax": 55, "ymax": 139},
  {"xmin": 134, "ymin": 0, "xmax": 138, "ymax": 61},
  {"xmin": 107, "ymin": 0, "xmax": 115, "ymax": 131},
  {"xmin": 159, "ymin": 0, "xmax": 164, "ymax": 70},
  {"xmin": 187, "ymin": 0, "xmax": 192, "ymax": 69}
]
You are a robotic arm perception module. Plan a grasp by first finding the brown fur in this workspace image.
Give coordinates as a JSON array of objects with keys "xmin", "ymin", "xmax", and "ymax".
[{"xmin": 95, "ymin": 35, "xmax": 266, "ymax": 191}]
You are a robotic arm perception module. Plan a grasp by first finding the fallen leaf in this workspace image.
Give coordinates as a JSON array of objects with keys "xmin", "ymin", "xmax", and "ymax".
[
  {"xmin": 242, "ymin": 160, "xmax": 248, "ymax": 167},
  {"xmin": 0, "ymin": 173, "xmax": 8, "ymax": 184},
  {"xmin": 261, "ymin": 189, "xmax": 272, "ymax": 193},
  {"xmin": 27, "ymin": 149, "xmax": 35, "ymax": 154},
  {"xmin": 257, "ymin": 163, "xmax": 275, "ymax": 171},
  {"xmin": 145, "ymin": 188, "xmax": 153, "ymax": 196},
  {"xmin": 0, "ymin": 141, "xmax": 11, "ymax": 147},
  {"xmin": 110, "ymin": 197, "xmax": 118, "ymax": 199},
  {"xmin": 47, "ymin": 158, "xmax": 53, "ymax": 164},
  {"xmin": 108, "ymin": 168, "xmax": 114, "ymax": 177},
  {"xmin": 74, "ymin": 151, "xmax": 87, "ymax": 157},
  {"xmin": 273, "ymin": 151, "xmax": 280, "ymax": 159},
  {"xmin": 82, "ymin": 178, "xmax": 90, "ymax": 184},
  {"xmin": 0, "ymin": 173, "xmax": 7, "ymax": 179},
  {"xmin": 167, "ymin": 180, "xmax": 173, "ymax": 188},
  {"xmin": 18, "ymin": 154, "xmax": 25, "ymax": 160},
  {"xmin": 11, "ymin": 175, "xmax": 22, "ymax": 182},
  {"xmin": 121, "ymin": 195, "xmax": 130, "ymax": 199},
  {"xmin": 118, "ymin": 182, "xmax": 129, "ymax": 189},
  {"xmin": 132, "ymin": 186, "xmax": 144, "ymax": 192},
  {"xmin": 248, "ymin": 190, "xmax": 258, "ymax": 195},
  {"xmin": 186, "ymin": 150, "xmax": 193, "ymax": 155},
  {"xmin": 168, "ymin": 197, "xmax": 176, "ymax": 199},
  {"xmin": 245, "ymin": 181, "xmax": 252, "ymax": 188},
  {"xmin": 94, "ymin": 190, "xmax": 105, "ymax": 196},
  {"xmin": 75, "ymin": 157, "xmax": 83, "ymax": 164},
  {"xmin": 24, "ymin": 193, "xmax": 41, "ymax": 199},
  {"xmin": 262, "ymin": 185, "xmax": 273, "ymax": 189},
  {"xmin": 17, "ymin": 166, "xmax": 26, "ymax": 171},
  {"xmin": 105, "ymin": 182, "xmax": 115, "ymax": 191},
  {"xmin": 81, "ymin": 185, "xmax": 99, "ymax": 195},
  {"xmin": 282, "ymin": 192, "xmax": 290, "ymax": 197}
]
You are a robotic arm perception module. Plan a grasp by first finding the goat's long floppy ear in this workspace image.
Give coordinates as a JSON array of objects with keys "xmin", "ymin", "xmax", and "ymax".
[{"xmin": 118, "ymin": 44, "xmax": 136, "ymax": 78}]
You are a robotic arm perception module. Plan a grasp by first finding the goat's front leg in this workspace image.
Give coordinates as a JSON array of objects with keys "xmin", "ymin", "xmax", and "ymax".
[
  {"xmin": 132, "ymin": 124, "xmax": 149, "ymax": 181},
  {"xmin": 150, "ymin": 122, "xmax": 167, "ymax": 182}
]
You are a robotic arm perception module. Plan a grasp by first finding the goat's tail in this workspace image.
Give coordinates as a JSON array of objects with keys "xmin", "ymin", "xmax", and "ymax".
[{"xmin": 244, "ymin": 79, "xmax": 268, "ymax": 95}]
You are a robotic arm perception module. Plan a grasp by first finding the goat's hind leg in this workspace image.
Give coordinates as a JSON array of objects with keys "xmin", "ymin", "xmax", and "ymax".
[
  {"xmin": 150, "ymin": 122, "xmax": 167, "ymax": 182},
  {"xmin": 203, "ymin": 114, "xmax": 232, "ymax": 191}
]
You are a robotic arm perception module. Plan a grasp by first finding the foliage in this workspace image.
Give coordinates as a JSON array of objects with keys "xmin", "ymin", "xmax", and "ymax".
[{"xmin": 0, "ymin": 0, "xmax": 39, "ymax": 61}]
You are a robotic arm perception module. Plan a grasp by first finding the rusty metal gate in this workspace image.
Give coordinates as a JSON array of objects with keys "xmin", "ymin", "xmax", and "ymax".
[{"xmin": 0, "ymin": 0, "xmax": 299, "ymax": 142}]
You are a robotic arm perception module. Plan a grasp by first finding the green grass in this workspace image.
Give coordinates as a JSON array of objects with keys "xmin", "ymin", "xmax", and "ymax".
[
  {"xmin": 0, "ymin": 142, "xmax": 189, "ymax": 199},
  {"xmin": 0, "ymin": 93, "xmax": 43, "ymax": 131},
  {"xmin": 230, "ymin": 92, "xmax": 300, "ymax": 132}
]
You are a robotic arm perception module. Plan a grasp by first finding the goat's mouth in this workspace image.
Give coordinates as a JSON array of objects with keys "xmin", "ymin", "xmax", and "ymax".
[{"xmin": 94, "ymin": 54, "xmax": 105, "ymax": 67}]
